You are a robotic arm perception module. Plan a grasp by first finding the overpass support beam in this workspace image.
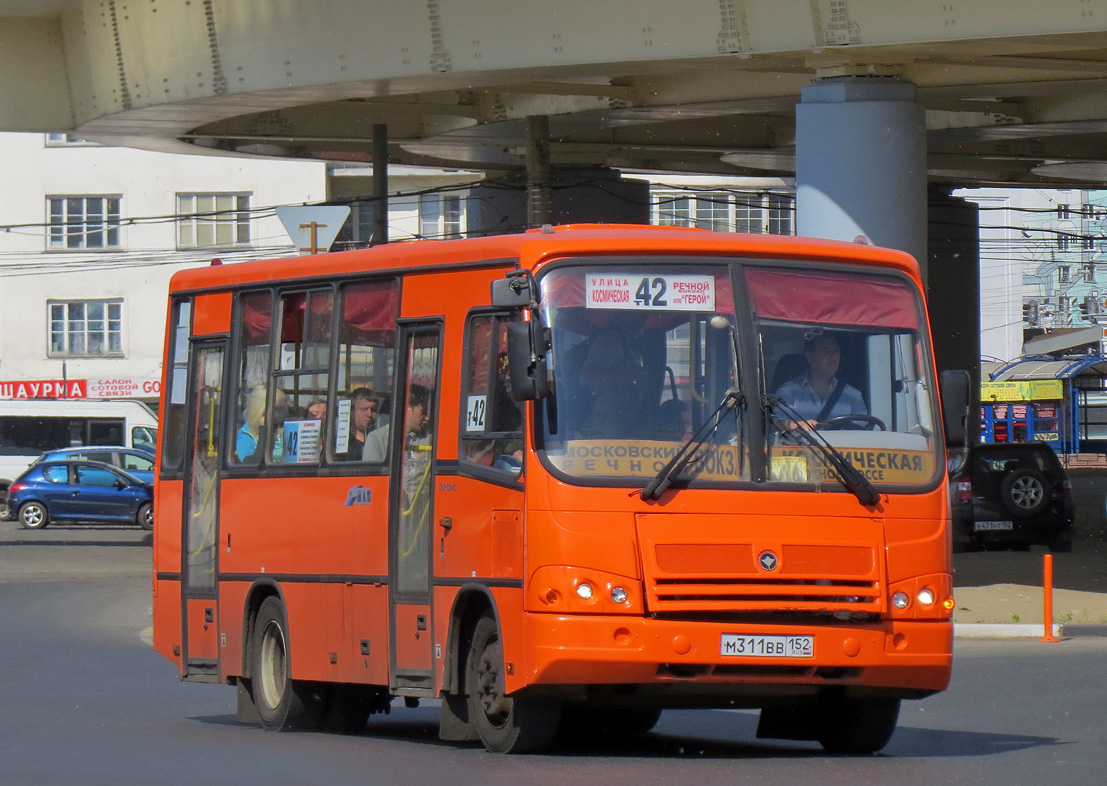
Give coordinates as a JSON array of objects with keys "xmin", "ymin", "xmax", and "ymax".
[{"xmin": 796, "ymin": 77, "xmax": 927, "ymax": 280}]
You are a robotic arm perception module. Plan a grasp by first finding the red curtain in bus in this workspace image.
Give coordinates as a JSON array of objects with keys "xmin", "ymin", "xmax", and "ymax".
[
  {"xmin": 745, "ymin": 268, "xmax": 919, "ymax": 330},
  {"xmin": 240, "ymin": 281, "xmax": 400, "ymax": 346}
]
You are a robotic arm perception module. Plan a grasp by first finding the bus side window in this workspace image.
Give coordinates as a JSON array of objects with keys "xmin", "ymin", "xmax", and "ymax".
[
  {"xmin": 233, "ymin": 290, "xmax": 273, "ymax": 466},
  {"xmin": 330, "ymin": 280, "xmax": 399, "ymax": 463},
  {"xmin": 460, "ymin": 313, "xmax": 523, "ymax": 474},
  {"xmin": 273, "ymin": 289, "xmax": 333, "ymax": 464}
]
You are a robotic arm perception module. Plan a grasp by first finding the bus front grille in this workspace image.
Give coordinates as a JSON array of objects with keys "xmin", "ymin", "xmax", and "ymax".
[{"xmin": 646, "ymin": 577, "xmax": 882, "ymax": 614}]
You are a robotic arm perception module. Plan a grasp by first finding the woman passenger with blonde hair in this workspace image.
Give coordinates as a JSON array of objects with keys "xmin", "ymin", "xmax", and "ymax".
[{"xmin": 236, "ymin": 386, "xmax": 287, "ymax": 463}]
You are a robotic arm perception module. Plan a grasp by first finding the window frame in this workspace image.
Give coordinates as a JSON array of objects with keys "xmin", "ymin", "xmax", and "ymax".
[
  {"xmin": 418, "ymin": 193, "xmax": 464, "ymax": 240},
  {"xmin": 46, "ymin": 195, "xmax": 122, "ymax": 250},
  {"xmin": 47, "ymin": 298, "xmax": 124, "ymax": 358},
  {"xmin": 652, "ymin": 190, "xmax": 794, "ymax": 235},
  {"xmin": 457, "ymin": 309, "xmax": 526, "ymax": 483},
  {"xmin": 177, "ymin": 192, "xmax": 252, "ymax": 249},
  {"xmin": 224, "ymin": 276, "xmax": 401, "ymax": 473}
]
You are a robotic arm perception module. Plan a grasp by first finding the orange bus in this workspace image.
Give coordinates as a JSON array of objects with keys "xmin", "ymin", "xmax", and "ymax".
[{"xmin": 153, "ymin": 224, "xmax": 966, "ymax": 754}]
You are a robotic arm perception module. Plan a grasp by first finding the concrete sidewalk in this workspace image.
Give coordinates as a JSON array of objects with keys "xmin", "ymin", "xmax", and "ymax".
[
  {"xmin": 952, "ymin": 583, "xmax": 1107, "ymax": 638},
  {"xmin": 952, "ymin": 541, "xmax": 1107, "ymax": 637}
]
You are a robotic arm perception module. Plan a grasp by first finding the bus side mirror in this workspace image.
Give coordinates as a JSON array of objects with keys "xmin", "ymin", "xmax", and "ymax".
[
  {"xmin": 505, "ymin": 321, "xmax": 549, "ymax": 400},
  {"xmin": 491, "ymin": 276, "xmax": 532, "ymax": 308},
  {"xmin": 940, "ymin": 369, "xmax": 973, "ymax": 449}
]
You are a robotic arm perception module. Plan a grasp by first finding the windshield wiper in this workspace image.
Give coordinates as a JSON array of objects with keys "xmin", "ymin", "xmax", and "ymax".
[
  {"xmin": 764, "ymin": 395, "xmax": 880, "ymax": 507},
  {"xmin": 641, "ymin": 388, "xmax": 744, "ymax": 501}
]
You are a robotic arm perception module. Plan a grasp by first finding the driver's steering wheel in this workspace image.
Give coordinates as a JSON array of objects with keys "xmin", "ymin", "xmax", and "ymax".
[{"xmin": 817, "ymin": 414, "xmax": 886, "ymax": 431}]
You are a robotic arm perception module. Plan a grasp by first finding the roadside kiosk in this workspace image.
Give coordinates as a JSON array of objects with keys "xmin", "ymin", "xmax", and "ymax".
[{"xmin": 982, "ymin": 355, "xmax": 1107, "ymax": 455}]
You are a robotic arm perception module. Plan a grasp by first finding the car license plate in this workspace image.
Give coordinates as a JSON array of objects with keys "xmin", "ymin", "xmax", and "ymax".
[
  {"xmin": 974, "ymin": 520, "xmax": 1013, "ymax": 531},
  {"xmin": 721, "ymin": 634, "xmax": 814, "ymax": 658}
]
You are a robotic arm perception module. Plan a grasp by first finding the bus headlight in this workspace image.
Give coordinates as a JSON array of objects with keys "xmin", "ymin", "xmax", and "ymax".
[
  {"xmin": 916, "ymin": 588, "xmax": 936, "ymax": 606},
  {"xmin": 892, "ymin": 592, "xmax": 911, "ymax": 610},
  {"xmin": 529, "ymin": 566, "xmax": 642, "ymax": 614}
]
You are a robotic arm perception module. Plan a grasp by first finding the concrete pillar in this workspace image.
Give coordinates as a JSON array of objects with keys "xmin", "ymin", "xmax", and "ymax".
[
  {"xmin": 526, "ymin": 116, "xmax": 552, "ymax": 228},
  {"xmin": 796, "ymin": 77, "xmax": 928, "ymax": 279},
  {"xmin": 372, "ymin": 124, "xmax": 388, "ymax": 245},
  {"xmin": 928, "ymin": 191, "xmax": 982, "ymax": 440},
  {"xmin": 467, "ymin": 166, "xmax": 649, "ymax": 236}
]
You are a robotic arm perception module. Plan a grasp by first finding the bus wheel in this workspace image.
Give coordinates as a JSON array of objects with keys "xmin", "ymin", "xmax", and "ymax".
[
  {"xmin": 817, "ymin": 696, "xmax": 900, "ymax": 754},
  {"xmin": 466, "ymin": 614, "xmax": 560, "ymax": 753},
  {"xmin": 18, "ymin": 501, "xmax": 49, "ymax": 530},
  {"xmin": 136, "ymin": 502, "xmax": 154, "ymax": 531},
  {"xmin": 251, "ymin": 597, "xmax": 323, "ymax": 731}
]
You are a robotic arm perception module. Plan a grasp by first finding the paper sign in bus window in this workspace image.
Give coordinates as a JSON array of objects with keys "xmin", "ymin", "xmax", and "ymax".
[
  {"xmin": 283, "ymin": 419, "xmax": 322, "ymax": 463},
  {"xmin": 586, "ymin": 274, "xmax": 715, "ymax": 311}
]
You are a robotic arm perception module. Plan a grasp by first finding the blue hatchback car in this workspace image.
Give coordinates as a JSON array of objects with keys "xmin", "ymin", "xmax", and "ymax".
[
  {"xmin": 32, "ymin": 446, "xmax": 155, "ymax": 484},
  {"xmin": 8, "ymin": 459, "xmax": 154, "ymax": 530}
]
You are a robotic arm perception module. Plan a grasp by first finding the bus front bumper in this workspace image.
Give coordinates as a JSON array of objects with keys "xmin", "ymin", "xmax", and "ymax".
[{"xmin": 518, "ymin": 614, "xmax": 952, "ymax": 702}]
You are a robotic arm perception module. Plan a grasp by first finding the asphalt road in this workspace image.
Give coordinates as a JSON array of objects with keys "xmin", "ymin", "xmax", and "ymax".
[{"xmin": 4, "ymin": 521, "xmax": 1107, "ymax": 785}]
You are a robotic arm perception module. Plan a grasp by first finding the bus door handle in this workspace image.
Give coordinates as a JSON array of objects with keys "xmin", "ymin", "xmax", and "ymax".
[{"xmin": 439, "ymin": 517, "xmax": 452, "ymax": 558}]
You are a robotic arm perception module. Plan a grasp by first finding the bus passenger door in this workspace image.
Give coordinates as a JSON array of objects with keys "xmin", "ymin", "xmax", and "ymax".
[
  {"xmin": 389, "ymin": 324, "xmax": 441, "ymax": 693},
  {"xmin": 180, "ymin": 342, "xmax": 225, "ymax": 680}
]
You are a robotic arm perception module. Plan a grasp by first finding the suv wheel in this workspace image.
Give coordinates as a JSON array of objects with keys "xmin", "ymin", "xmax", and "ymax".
[{"xmin": 999, "ymin": 469, "xmax": 1050, "ymax": 518}]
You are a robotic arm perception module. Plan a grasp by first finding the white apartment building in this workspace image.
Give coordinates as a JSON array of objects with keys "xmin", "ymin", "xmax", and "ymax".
[
  {"xmin": 0, "ymin": 128, "xmax": 1075, "ymax": 414},
  {"xmin": 956, "ymin": 186, "xmax": 1107, "ymax": 363},
  {"xmin": 0, "ymin": 133, "xmax": 327, "ymax": 404}
]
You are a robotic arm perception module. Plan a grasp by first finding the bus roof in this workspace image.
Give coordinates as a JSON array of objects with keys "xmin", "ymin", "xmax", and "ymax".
[{"xmin": 167, "ymin": 224, "xmax": 923, "ymax": 294}]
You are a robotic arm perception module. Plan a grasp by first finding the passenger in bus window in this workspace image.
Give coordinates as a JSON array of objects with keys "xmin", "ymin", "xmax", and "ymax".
[
  {"xmin": 304, "ymin": 399, "xmax": 327, "ymax": 420},
  {"xmin": 236, "ymin": 386, "xmax": 268, "ymax": 463},
  {"xmin": 773, "ymin": 332, "xmax": 866, "ymax": 430},
  {"xmin": 236, "ymin": 386, "xmax": 287, "ymax": 463},
  {"xmin": 336, "ymin": 387, "xmax": 377, "ymax": 461},
  {"xmin": 577, "ymin": 326, "xmax": 645, "ymax": 438},
  {"xmin": 363, "ymin": 384, "xmax": 430, "ymax": 465}
]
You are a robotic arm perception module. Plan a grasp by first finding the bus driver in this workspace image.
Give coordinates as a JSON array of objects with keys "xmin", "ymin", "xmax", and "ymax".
[{"xmin": 774, "ymin": 332, "xmax": 866, "ymax": 431}]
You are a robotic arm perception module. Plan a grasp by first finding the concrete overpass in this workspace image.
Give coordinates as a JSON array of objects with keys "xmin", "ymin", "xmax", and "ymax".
[
  {"xmin": 3, "ymin": 1, "xmax": 1107, "ymax": 186},
  {"xmin": 6, "ymin": 0, "xmax": 1107, "ymax": 376}
]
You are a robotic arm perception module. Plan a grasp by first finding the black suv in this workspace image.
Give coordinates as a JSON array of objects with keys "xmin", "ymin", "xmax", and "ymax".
[{"xmin": 950, "ymin": 442, "xmax": 1075, "ymax": 552}]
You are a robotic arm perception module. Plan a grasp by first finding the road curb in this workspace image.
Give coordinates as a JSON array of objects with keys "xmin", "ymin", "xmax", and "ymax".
[{"xmin": 954, "ymin": 622, "xmax": 1064, "ymax": 638}]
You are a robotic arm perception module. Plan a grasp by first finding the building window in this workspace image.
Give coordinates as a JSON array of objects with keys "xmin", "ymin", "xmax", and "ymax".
[
  {"xmin": 177, "ymin": 193, "xmax": 251, "ymax": 248},
  {"xmin": 48, "ymin": 196, "xmax": 121, "ymax": 250},
  {"xmin": 45, "ymin": 133, "xmax": 92, "ymax": 146},
  {"xmin": 654, "ymin": 190, "xmax": 794, "ymax": 234},
  {"xmin": 767, "ymin": 194, "xmax": 794, "ymax": 235},
  {"xmin": 49, "ymin": 300, "xmax": 123, "ymax": 357},
  {"xmin": 695, "ymin": 192, "xmax": 730, "ymax": 232},
  {"xmin": 658, "ymin": 195, "xmax": 694, "ymax": 227},
  {"xmin": 419, "ymin": 194, "xmax": 463, "ymax": 239}
]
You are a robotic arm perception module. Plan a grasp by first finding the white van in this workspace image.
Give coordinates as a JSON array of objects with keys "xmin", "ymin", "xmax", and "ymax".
[{"xmin": 0, "ymin": 399, "xmax": 159, "ymax": 511}]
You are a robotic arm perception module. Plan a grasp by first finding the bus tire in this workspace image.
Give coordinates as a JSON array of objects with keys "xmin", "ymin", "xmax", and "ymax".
[
  {"xmin": 136, "ymin": 502, "xmax": 154, "ymax": 531},
  {"xmin": 817, "ymin": 695, "xmax": 900, "ymax": 755},
  {"xmin": 251, "ymin": 597, "xmax": 323, "ymax": 731},
  {"xmin": 18, "ymin": 501, "xmax": 49, "ymax": 530},
  {"xmin": 466, "ymin": 614, "xmax": 560, "ymax": 753}
]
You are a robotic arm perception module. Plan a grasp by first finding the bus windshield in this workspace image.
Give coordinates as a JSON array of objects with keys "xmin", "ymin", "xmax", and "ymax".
[
  {"xmin": 539, "ymin": 262, "xmax": 747, "ymax": 485},
  {"xmin": 537, "ymin": 260, "xmax": 940, "ymax": 491},
  {"xmin": 754, "ymin": 266, "xmax": 939, "ymax": 489}
]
